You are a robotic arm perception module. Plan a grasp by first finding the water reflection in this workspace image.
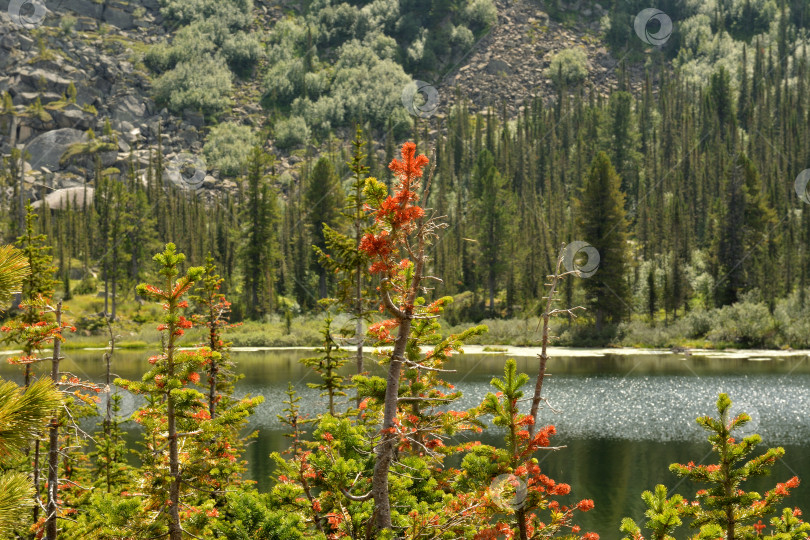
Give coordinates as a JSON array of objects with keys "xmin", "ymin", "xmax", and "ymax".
[{"xmin": 1, "ymin": 347, "xmax": 808, "ymax": 539}]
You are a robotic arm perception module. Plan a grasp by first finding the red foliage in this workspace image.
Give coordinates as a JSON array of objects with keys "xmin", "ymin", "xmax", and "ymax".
[{"xmin": 359, "ymin": 142, "xmax": 429, "ymax": 277}]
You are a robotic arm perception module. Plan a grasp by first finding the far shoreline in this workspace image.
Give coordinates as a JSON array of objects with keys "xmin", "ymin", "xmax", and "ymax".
[{"xmin": 2, "ymin": 344, "xmax": 809, "ymax": 360}]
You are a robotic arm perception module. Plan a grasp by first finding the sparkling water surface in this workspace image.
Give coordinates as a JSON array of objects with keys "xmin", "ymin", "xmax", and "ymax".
[{"xmin": 3, "ymin": 347, "xmax": 807, "ymax": 538}]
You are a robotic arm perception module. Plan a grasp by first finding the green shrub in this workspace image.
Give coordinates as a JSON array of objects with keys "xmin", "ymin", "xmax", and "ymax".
[
  {"xmin": 317, "ymin": 2, "xmax": 368, "ymax": 46},
  {"xmin": 60, "ymin": 15, "xmax": 76, "ymax": 36},
  {"xmin": 274, "ymin": 116, "xmax": 310, "ymax": 149},
  {"xmin": 303, "ymin": 71, "xmax": 329, "ymax": 99},
  {"xmin": 203, "ymin": 122, "xmax": 257, "ymax": 176},
  {"xmin": 262, "ymin": 58, "xmax": 306, "ymax": 106},
  {"xmin": 327, "ymin": 41, "xmax": 411, "ymax": 127},
  {"xmin": 615, "ymin": 319, "xmax": 687, "ymax": 348},
  {"xmin": 222, "ymin": 31, "xmax": 264, "ymax": 77},
  {"xmin": 291, "ymin": 95, "xmax": 343, "ymax": 134},
  {"xmin": 683, "ymin": 309, "xmax": 714, "ymax": 339},
  {"xmin": 361, "ymin": 0, "xmax": 399, "ymax": 33},
  {"xmin": 215, "ymin": 491, "xmax": 307, "ymax": 539},
  {"xmin": 73, "ymin": 274, "xmax": 98, "ymax": 295},
  {"xmin": 705, "ymin": 293, "xmax": 776, "ymax": 347},
  {"xmin": 545, "ymin": 47, "xmax": 589, "ymax": 87},
  {"xmin": 159, "ymin": 0, "xmax": 253, "ymax": 30},
  {"xmin": 462, "ymin": 0, "xmax": 497, "ymax": 31},
  {"xmin": 366, "ymin": 31, "xmax": 398, "ymax": 60},
  {"xmin": 153, "ymin": 55, "xmax": 232, "ymax": 117},
  {"xmin": 450, "ymin": 25, "xmax": 475, "ymax": 50},
  {"xmin": 145, "ymin": 23, "xmax": 217, "ymax": 72},
  {"xmin": 773, "ymin": 288, "xmax": 810, "ymax": 348}
]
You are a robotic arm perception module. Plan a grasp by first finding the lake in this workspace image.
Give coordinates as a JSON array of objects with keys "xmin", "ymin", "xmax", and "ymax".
[{"xmin": 2, "ymin": 345, "xmax": 809, "ymax": 539}]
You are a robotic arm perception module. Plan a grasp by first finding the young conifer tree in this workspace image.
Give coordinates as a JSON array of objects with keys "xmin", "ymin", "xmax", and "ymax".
[
  {"xmin": 622, "ymin": 394, "xmax": 808, "ymax": 539},
  {"xmin": 117, "ymin": 243, "xmax": 262, "ymax": 539},
  {"xmin": 467, "ymin": 359, "xmax": 596, "ymax": 540},
  {"xmin": 358, "ymin": 142, "xmax": 489, "ymax": 532},
  {"xmin": 190, "ymin": 254, "xmax": 237, "ymax": 419},
  {"xmin": 315, "ymin": 126, "xmax": 374, "ymax": 385},
  {"xmin": 300, "ymin": 314, "xmax": 350, "ymax": 416}
]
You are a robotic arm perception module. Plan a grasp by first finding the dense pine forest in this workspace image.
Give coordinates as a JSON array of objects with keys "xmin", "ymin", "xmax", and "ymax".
[
  {"xmin": 2, "ymin": 0, "xmax": 810, "ymax": 538},
  {"xmin": 5, "ymin": 0, "xmax": 810, "ymax": 347}
]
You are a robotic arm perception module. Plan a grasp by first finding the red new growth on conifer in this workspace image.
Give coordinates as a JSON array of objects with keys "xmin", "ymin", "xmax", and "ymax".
[{"xmin": 359, "ymin": 142, "xmax": 429, "ymax": 276}]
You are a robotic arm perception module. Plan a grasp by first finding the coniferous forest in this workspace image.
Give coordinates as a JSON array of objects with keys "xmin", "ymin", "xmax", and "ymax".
[{"xmin": 1, "ymin": 0, "xmax": 810, "ymax": 538}]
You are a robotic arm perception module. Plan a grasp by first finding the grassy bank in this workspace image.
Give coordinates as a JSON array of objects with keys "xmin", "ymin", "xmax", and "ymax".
[{"xmin": 4, "ymin": 290, "xmax": 808, "ymax": 352}]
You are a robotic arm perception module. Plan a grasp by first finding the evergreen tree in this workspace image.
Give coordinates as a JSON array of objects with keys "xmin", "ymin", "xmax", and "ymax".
[
  {"xmin": 314, "ymin": 127, "xmax": 373, "ymax": 382},
  {"xmin": 0, "ymin": 379, "xmax": 61, "ymax": 536},
  {"xmin": 190, "ymin": 255, "xmax": 238, "ymax": 419},
  {"xmin": 472, "ymin": 149, "xmax": 512, "ymax": 314},
  {"xmin": 300, "ymin": 315, "xmax": 350, "ymax": 415},
  {"xmin": 241, "ymin": 146, "xmax": 281, "ymax": 319},
  {"xmin": 608, "ymin": 90, "xmax": 639, "ymax": 198},
  {"xmin": 577, "ymin": 152, "xmax": 632, "ymax": 330},
  {"xmin": 117, "ymin": 244, "xmax": 262, "ymax": 538},
  {"xmin": 306, "ymin": 156, "xmax": 344, "ymax": 299},
  {"xmin": 15, "ymin": 204, "xmax": 57, "ymax": 311}
]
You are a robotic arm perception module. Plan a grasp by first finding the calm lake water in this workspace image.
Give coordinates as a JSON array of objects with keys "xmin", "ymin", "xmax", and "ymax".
[{"xmin": 2, "ymin": 345, "xmax": 809, "ymax": 539}]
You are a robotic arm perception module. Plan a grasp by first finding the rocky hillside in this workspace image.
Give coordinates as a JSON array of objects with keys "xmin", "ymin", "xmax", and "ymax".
[
  {"xmin": 440, "ymin": 0, "xmax": 627, "ymax": 116},
  {"xmin": 0, "ymin": 0, "xmax": 231, "ymax": 199},
  {"xmin": 0, "ymin": 0, "xmax": 627, "ymax": 203}
]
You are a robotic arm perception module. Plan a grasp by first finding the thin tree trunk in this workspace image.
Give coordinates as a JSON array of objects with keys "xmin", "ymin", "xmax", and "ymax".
[
  {"xmin": 103, "ymin": 321, "xmax": 115, "ymax": 492},
  {"xmin": 319, "ymin": 270, "xmax": 327, "ymax": 299},
  {"xmin": 18, "ymin": 146, "xmax": 25, "ymax": 232},
  {"xmin": 208, "ymin": 356, "xmax": 217, "ymax": 419},
  {"xmin": 45, "ymin": 301, "xmax": 62, "ymax": 540},
  {"xmin": 33, "ymin": 439, "xmax": 40, "ymax": 528},
  {"xmin": 23, "ymin": 351, "xmax": 38, "ymax": 532},
  {"xmin": 355, "ymin": 264, "xmax": 363, "ymax": 408},
  {"xmin": 103, "ymin": 265, "xmax": 109, "ymax": 317},
  {"xmin": 110, "ymin": 251, "xmax": 117, "ymax": 322},
  {"xmin": 371, "ymin": 316, "xmax": 411, "ymax": 531},
  {"xmin": 371, "ymin": 236, "xmax": 424, "ymax": 532},
  {"xmin": 528, "ymin": 258, "xmax": 561, "ymax": 437},
  {"xmin": 167, "ymin": 277, "xmax": 182, "ymax": 540},
  {"xmin": 488, "ymin": 273, "xmax": 495, "ymax": 314},
  {"xmin": 208, "ymin": 314, "xmax": 217, "ymax": 419}
]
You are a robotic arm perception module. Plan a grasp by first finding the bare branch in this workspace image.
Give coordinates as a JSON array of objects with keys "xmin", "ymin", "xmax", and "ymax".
[
  {"xmin": 402, "ymin": 359, "xmax": 455, "ymax": 373},
  {"xmin": 397, "ymin": 396, "xmax": 454, "ymax": 402},
  {"xmin": 340, "ymin": 487, "xmax": 373, "ymax": 502}
]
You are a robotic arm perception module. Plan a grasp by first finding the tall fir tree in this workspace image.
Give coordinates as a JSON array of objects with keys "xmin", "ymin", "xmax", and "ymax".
[
  {"xmin": 577, "ymin": 152, "xmax": 632, "ymax": 330},
  {"xmin": 241, "ymin": 146, "xmax": 281, "ymax": 319},
  {"xmin": 306, "ymin": 156, "xmax": 344, "ymax": 299}
]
